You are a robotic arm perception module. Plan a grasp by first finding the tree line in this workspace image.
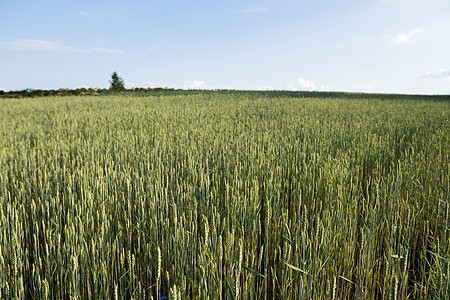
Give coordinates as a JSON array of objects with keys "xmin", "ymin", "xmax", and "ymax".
[
  {"xmin": 0, "ymin": 72, "xmax": 179, "ymax": 98},
  {"xmin": 1, "ymin": 72, "xmax": 449, "ymax": 100},
  {"xmin": 0, "ymin": 86, "xmax": 180, "ymax": 98}
]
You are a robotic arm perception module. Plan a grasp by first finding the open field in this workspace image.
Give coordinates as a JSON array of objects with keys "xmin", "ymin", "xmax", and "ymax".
[{"xmin": 0, "ymin": 91, "xmax": 449, "ymax": 299}]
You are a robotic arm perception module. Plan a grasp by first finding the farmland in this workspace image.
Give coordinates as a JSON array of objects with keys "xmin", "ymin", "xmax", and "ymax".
[{"xmin": 0, "ymin": 91, "xmax": 449, "ymax": 299}]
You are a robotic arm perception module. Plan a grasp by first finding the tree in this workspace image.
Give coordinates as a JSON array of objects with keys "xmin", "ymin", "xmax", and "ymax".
[{"xmin": 109, "ymin": 71, "xmax": 125, "ymax": 91}]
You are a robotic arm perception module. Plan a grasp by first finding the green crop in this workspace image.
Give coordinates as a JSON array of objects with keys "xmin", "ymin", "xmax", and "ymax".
[{"xmin": 0, "ymin": 92, "xmax": 449, "ymax": 299}]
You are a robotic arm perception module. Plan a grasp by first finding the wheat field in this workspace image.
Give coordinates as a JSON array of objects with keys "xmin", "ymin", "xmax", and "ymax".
[{"xmin": 0, "ymin": 92, "xmax": 449, "ymax": 299}]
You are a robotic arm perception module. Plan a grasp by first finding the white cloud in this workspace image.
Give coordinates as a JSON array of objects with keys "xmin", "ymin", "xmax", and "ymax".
[
  {"xmin": 73, "ymin": 85, "xmax": 91, "ymax": 89},
  {"xmin": 254, "ymin": 85, "xmax": 273, "ymax": 91},
  {"xmin": 388, "ymin": 29, "xmax": 422, "ymax": 44},
  {"xmin": 147, "ymin": 46, "xmax": 156, "ymax": 51},
  {"xmin": 0, "ymin": 39, "xmax": 124, "ymax": 54},
  {"xmin": 143, "ymin": 80, "xmax": 210, "ymax": 89},
  {"xmin": 125, "ymin": 82, "xmax": 137, "ymax": 89},
  {"xmin": 79, "ymin": 10, "xmax": 94, "ymax": 17},
  {"xmin": 183, "ymin": 81, "xmax": 235, "ymax": 90},
  {"xmin": 237, "ymin": 8, "xmax": 269, "ymax": 14},
  {"xmin": 143, "ymin": 81, "xmax": 157, "ymax": 88},
  {"xmin": 423, "ymin": 68, "xmax": 450, "ymax": 79},
  {"xmin": 0, "ymin": 39, "xmax": 87, "ymax": 53},
  {"xmin": 184, "ymin": 80, "xmax": 209, "ymax": 89},
  {"xmin": 286, "ymin": 78, "xmax": 330, "ymax": 91},
  {"xmin": 144, "ymin": 80, "xmax": 233, "ymax": 90},
  {"xmin": 89, "ymin": 47, "xmax": 124, "ymax": 54}
]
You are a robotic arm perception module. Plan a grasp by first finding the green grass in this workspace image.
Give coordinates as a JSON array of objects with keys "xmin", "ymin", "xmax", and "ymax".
[{"xmin": 0, "ymin": 91, "xmax": 449, "ymax": 299}]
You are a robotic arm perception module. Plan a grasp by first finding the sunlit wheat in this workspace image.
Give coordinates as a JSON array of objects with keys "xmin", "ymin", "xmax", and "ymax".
[{"xmin": 0, "ymin": 92, "xmax": 448, "ymax": 298}]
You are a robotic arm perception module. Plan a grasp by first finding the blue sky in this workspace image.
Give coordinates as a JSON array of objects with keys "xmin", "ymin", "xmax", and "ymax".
[{"xmin": 1, "ymin": 0, "xmax": 450, "ymax": 94}]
